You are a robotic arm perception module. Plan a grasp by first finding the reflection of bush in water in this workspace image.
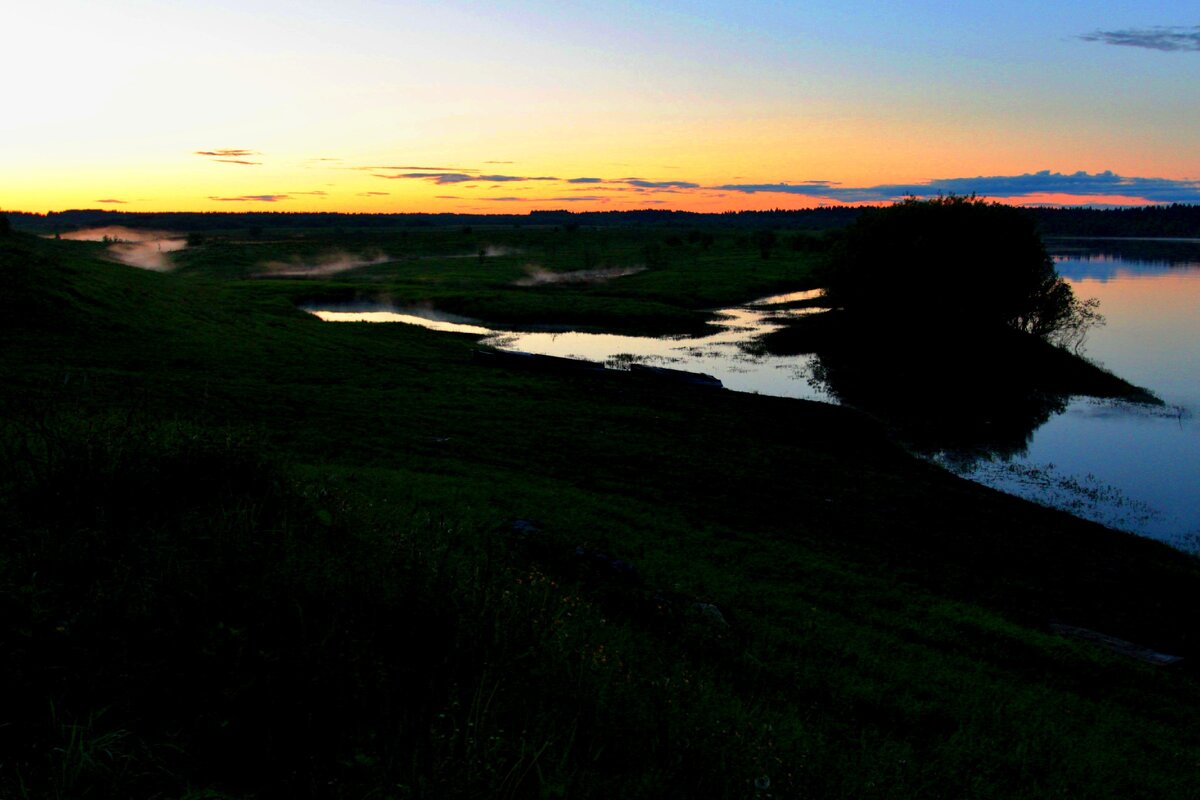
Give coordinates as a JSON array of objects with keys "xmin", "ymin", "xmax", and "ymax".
[
  {"xmin": 807, "ymin": 343, "xmax": 1070, "ymax": 463},
  {"xmin": 759, "ymin": 299, "xmax": 1153, "ymax": 465}
]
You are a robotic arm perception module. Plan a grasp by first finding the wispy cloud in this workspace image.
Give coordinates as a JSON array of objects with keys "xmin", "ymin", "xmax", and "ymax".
[
  {"xmin": 290, "ymin": 190, "xmax": 328, "ymax": 196},
  {"xmin": 717, "ymin": 171, "xmax": 1200, "ymax": 204},
  {"xmin": 372, "ymin": 172, "xmax": 475, "ymax": 183},
  {"xmin": 482, "ymin": 175, "xmax": 557, "ymax": 183},
  {"xmin": 96, "ymin": 198, "xmax": 127, "ymax": 204},
  {"xmin": 484, "ymin": 160, "xmax": 514, "ymax": 164},
  {"xmin": 567, "ymin": 177, "xmax": 604, "ymax": 184},
  {"xmin": 473, "ymin": 195, "xmax": 615, "ymax": 204},
  {"xmin": 357, "ymin": 191, "xmax": 390, "ymax": 196},
  {"xmin": 196, "ymin": 148, "xmax": 262, "ymax": 165},
  {"xmin": 624, "ymin": 179, "xmax": 701, "ymax": 189},
  {"xmin": 1079, "ymin": 25, "xmax": 1200, "ymax": 52},
  {"xmin": 208, "ymin": 194, "xmax": 290, "ymax": 202},
  {"xmin": 354, "ymin": 165, "xmax": 479, "ymax": 172},
  {"xmin": 570, "ymin": 186, "xmax": 646, "ymax": 193},
  {"xmin": 373, "ymin": 172, "xmax": 558, "ymax": 185}
]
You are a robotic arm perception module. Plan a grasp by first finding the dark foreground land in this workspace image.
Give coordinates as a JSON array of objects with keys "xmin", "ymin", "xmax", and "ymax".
[{"xmin": 1, "ymin": 221, "xmax": 1198, "ymax": 798}]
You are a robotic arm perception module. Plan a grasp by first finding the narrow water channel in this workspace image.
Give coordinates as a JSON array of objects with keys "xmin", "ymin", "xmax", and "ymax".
[{"xmin": 307, "ymin": 241, "xmax": 1200, "ymax": 552}]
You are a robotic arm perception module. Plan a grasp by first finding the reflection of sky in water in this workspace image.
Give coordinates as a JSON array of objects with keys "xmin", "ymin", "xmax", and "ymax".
[
  {"xmin": 308, "ymin": 307, "xmax": 492, "ymax": 335},
  {"xmin": 309, "ymin": 250, "xmax": 1200, "ymax": 550},
  {"xmin": 1053, "ymin": 254, "xmax": 1200, "ymax": 282},
  {"xmin": 951, "ymin": 249, "xmax": 1200, "ymax": 550},
  {"xmin": 1058, "ymin": 259, "xmax": 1200, "ymax": 408},
  {"xmin": 483, "ymin": 306, "xmax": 831, "ymax": 402},
  {"xmin": 308, "ymin": 301, "xmax": 832, "ymax": 403}
]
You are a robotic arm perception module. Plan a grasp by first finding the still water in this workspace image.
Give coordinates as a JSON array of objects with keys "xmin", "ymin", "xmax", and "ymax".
[
  {"xmin": 309, "ymin": 240, "xmax": 1200, "ymax": 551},
  {"xmin": 952, "ymin": 241, "xmax": 1200, "ymax": 550}
]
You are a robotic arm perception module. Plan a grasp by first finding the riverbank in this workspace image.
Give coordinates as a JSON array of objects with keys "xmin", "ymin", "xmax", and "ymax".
[{"xmin": 2, "ymin": 229, "xmax": 1198, "ymax": 798}]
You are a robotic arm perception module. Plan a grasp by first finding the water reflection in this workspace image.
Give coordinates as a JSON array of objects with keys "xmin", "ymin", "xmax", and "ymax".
[
  {"xmin": 305, "ymin": 304, "xmax": 493, "ymax": 335},
  {"xmin": 308, "ymin": 243, "xmax": 1200, "ymax": 549},
  {"xmin": 803, "ymin": 334, "xmax": 1073, "ymax": 465},
  {"xmin": 1048, "ymin": 237, "xmax": 1200, "ymax": 279},
  {"xmin": 949, "ymin": 242, "xmax": 1200, "ymax": 548},
  {"xmin": 307, "ymin": 299, "xmax": 833, "ymax": 402}
]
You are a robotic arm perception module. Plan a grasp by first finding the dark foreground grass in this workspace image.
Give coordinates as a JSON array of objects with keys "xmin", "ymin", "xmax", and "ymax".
[{"xmin": 2, "ymin": 231, "xmax": 1199, "ymax": 798}]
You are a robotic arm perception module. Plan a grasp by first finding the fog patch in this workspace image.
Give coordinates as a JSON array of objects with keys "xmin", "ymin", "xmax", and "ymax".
[
  {"xmin": 515, "ymin": 265, "xmax": 645, "ymax": 286},
  {"xmin": 56, "ymin": 226, "xmax": 187, "ymax": 271},
  {"xmin": 260, "ymin": 251, "xmax": 390, "ymax": 277}
]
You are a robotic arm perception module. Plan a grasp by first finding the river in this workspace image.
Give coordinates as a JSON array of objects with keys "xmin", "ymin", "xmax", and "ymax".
[{"xmin": 308, "ymin": 238, "xmax": 1200, "ymax": 552}]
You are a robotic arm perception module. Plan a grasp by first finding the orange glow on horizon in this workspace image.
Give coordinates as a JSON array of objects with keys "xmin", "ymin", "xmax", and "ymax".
[{"xmin": 3, "ymin": 190, "xmax": 1180, "ymax": 217}]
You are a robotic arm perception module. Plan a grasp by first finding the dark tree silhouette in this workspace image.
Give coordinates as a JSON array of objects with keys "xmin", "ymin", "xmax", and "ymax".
[
  {"xmin": 754, "ymin": 229, "xmax": 777, "ymax": 259},
  {"xmin": 820, "ymin": 196, "xmax": 1096, "ymax": 343}
]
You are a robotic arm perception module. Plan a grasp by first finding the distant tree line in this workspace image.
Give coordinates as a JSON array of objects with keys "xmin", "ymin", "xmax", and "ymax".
[
  {"xmin": 5, "ymin": 204, "xmax": 1198, "ymax": 238},
  {"xmin": 1028, "ymin": 204, "xmax": 1200, "ymax": 238},
  {"xmin": 3, "ymin": 207, "xmax": 866, "ymax": 235}
]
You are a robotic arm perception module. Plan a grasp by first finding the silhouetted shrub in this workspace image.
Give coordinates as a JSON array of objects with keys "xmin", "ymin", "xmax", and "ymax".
[
  {"xmin": 821, "ymin": 196, "xmax": 1094, "ymax": 342},
  {"xmin": 754, "ymin": 229, "xmax": 777, "ymax": 259}
]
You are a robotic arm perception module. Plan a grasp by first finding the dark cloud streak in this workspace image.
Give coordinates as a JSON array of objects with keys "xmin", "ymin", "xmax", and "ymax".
[
  {"xmin": 354, "ymin": 165, "xmax": 479, "ymax": 172},
  {"xmin": 624, "ymin": 179, "xmax": 701, "ymax": 189},
  {"xmin": 1079, "ymin": 25, "xmax": 1200, "ymax": 52},
  {"xmin": 373, "ymin": 172, "xmax": 558, "ymax": 185},
  {"xmin": 196, "ymin": 149, "xmax": 259, "ymax": 157},
  {"xmin": 208, "ymin": 195, "xmax": 291, "ymax": 202}
]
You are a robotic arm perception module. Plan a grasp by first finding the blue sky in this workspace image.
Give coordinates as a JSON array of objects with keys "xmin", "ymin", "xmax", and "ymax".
[{"xmin": 2, "ymin": 0, "xmax": 1196, "ymax": 211}]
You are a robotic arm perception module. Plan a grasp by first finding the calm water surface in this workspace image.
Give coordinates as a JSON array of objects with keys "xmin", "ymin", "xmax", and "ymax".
[
  {"xmin": 951, "ymin": 242, "xmax": 1200, "ymax": 550},
  {"xmin": 309, "ymin": 242, "xmax": 1200, "ymax": 551}
]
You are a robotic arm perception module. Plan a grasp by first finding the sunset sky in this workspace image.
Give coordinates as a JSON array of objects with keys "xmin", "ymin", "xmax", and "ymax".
[{"xmin": 3, "ymin": 1, "xmax": 1198, "ymax": 213}]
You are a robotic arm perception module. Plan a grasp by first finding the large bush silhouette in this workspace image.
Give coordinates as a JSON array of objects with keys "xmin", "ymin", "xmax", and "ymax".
[{"xmin": 821, "ymin": 196, "xmax": 1092, "ymax": 343}]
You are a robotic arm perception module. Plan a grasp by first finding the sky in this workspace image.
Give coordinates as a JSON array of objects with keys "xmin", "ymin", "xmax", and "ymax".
[{"xmin": 2, "ymin": 0, "xmax": 1198, "ymax": 213}]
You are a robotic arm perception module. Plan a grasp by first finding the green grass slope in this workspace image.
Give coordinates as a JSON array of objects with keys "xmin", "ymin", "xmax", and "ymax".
[{"xmin": 1, "ymin": 231, "xmax": 1198, "ymax": 798}]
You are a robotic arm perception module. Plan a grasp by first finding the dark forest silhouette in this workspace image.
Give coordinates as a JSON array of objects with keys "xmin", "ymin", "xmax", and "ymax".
[{"xmin": 6, "ymin": 202, "xmax": 1200, "ymax": 236}]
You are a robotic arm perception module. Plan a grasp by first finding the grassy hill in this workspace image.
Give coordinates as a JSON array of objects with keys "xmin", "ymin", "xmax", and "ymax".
[{"xmin": 1, "ymin": 229, "xmax": 1198, "ymax": 798}]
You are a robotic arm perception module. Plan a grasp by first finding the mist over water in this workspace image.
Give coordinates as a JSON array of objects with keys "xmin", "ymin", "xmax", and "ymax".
[
  {"xmin": 56, "ymin": 226, "xmax": 187, "ymax": 271},
  {"xmin": 260, "ymin": 251, "xmax": 390, "ymax": 277},
  {"xmin": 514, "ymin": 265, "xmax": 646, "ymax": 286}
]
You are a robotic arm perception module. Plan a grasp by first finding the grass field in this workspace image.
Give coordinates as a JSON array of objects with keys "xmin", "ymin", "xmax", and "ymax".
[{"xmin": 2, "ymin": 224, "xmax": 1197, "ymax": 798}]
